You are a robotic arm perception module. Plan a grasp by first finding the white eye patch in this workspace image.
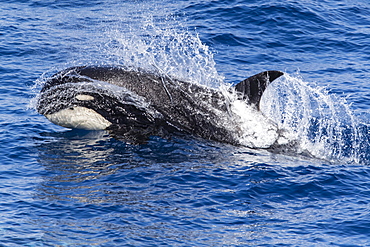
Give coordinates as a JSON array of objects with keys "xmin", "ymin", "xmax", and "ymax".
[{"xmin": 76, "ymin": 94, "xmax": 95, "ymax": 101}]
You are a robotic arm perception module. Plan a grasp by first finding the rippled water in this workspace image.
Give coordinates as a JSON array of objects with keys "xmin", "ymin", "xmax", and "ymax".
[{"xmin": 1, "ymin": 0, "xmax": 370, "ymax": 246}]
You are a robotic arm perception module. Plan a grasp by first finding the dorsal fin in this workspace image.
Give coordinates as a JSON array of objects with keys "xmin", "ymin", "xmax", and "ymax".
[{"xmin": 235, "ymin": 70, "xmax": 283, "ymax": 109}]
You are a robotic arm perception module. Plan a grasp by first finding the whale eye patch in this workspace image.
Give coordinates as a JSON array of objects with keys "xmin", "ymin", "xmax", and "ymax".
[{"xmin": 76, "ymin": 94, "xmax": 95, "ymax": 101}]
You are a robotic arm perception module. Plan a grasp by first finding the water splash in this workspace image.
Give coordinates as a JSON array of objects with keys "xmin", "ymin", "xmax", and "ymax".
[
  {"xmin": 101, "ymin": 15, "xmax": 224, "ymax": 88},
  {"xmin": 260, "ymin": 73, "xmax": 369, "ymax": 163},
  {"xmin": 218, "ymin": 85, "xmax": 280, "ymax": 149}
]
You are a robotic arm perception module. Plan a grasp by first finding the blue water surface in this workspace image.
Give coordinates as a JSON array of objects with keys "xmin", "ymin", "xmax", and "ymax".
[{"xmin": 1, "ymin": 0, "xmax": 370, "ymax": 246}]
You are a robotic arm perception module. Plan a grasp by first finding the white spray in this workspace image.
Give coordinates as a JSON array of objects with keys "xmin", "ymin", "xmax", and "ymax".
[{"xmin": 260, "ymin": 73, "xmax": 366, "ymax": 163}]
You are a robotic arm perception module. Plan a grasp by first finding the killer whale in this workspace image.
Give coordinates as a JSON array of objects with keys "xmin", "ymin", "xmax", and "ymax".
[{"xmin": 36, "ymin": 65, "xmax": 283, "ymax": 145}]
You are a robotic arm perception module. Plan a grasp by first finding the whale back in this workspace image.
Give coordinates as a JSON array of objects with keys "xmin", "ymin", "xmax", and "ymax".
[{"xmin": 40, "ymin": 66, "xmax": 135, "ymax": 92}]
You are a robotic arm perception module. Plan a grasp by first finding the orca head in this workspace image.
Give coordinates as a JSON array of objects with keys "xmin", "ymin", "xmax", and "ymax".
[
  {"xmin": 37, "ymin": 83, "xmax": 111, "ymax": 130},
  {"xmin": 37, "ymin": 78, "xmax": 161, "ymax": 132}
]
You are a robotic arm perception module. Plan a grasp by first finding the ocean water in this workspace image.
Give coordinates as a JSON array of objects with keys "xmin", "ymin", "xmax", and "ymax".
[{"xmin": 1, "ymin": 0, "xmax": 370, "ymax": 246}]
